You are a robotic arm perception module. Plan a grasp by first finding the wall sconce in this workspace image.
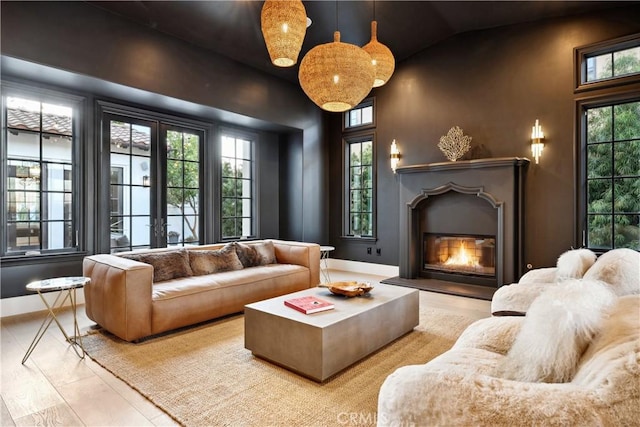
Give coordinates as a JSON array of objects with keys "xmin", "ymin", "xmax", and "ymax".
[
  {"xmin": 390, "ymin": 139, "xmax": 401, "ymax": 173},
  {"xmin": 531, "ymin": 119, "xmax": 544, "ymax": 164},
  {"xmin": 142, "ymin": 175, "xmax": 150, "ymax": 187}
]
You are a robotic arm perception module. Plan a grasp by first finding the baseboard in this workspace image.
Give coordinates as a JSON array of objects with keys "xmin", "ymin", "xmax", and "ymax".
[
  {"xmin": 326, "ymin": 258, "xmax": 399, "ymax": 278},
  {"xmin": 1, "ymin": 292, "xmax": 86, "ymax": 318}
]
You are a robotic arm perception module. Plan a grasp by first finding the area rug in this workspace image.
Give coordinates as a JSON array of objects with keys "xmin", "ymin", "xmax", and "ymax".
[{"xmin": 82, "ymin": 300, "xmax": 476, "ymax": 426}]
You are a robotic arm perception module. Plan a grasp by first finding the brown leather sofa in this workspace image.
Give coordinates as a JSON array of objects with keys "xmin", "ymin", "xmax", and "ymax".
[{"xmin": 83, "ymin": 240, "xmax": 320, "ymax": 342}]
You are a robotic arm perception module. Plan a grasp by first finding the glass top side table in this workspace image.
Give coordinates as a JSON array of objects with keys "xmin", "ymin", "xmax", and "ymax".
[
  {"xmin": 319, "ymin": 246, "xmax": 335, "ymax": 284},
  {"xmin": 22, "ymin": 276, "xmax": 90, "ymax": 364}
]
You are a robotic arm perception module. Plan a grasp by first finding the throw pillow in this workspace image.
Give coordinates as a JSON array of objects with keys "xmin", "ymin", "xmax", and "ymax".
[
  {"xmin": 254, "ymin": 241, "xmax": 277, "ymax": 265},
  {"xmin": 189, "ymin": 244, "xmax": 243, "ymax": 275},
  {"xmin": 121, "ymin": 249, "xmax": 193, "ymax": 283},
  {"xmin": 583, "ymin": 248, "xmax": 640, "ymax": 296},
  {"xmin": 494, "ymin": 279, "xmax": 616, "ymax": 383},
  {"xmin": 555, "ymin": 248, "xmax": 597, "ymax": 281},
  {"xmin": 234, "ymin": 241, "xmax": 277, "ymax": 267},
  {"xmin": 234, "ymin": 242, "xmax": 262, "ymax": 268}
]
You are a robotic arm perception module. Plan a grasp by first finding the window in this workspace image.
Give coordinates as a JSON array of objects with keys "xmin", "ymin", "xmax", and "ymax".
[
  {"xmin": 3, "ymin": 94, "xmax": 79, "ymax": 256},
  {"xmin": 583, "ymin": 100, "xmax": 639, "ymax": 250},
  {"xmin": 577, "ymin": 35, "xmax": 640, "ymax": 252},
  {"xmin": 576, "ymin": 33, "xmax": 640, "ymax": 91},
  {"xmin": 346, "ymin": 137, "xmax": 374, "ymax": 237},
  {"xmin": 221, "ymin": 132, "xmax": 254, "ymax": 239},
  {"xmin": 344, "ymin": 98, "xmax": 374, "ymax": 130}
]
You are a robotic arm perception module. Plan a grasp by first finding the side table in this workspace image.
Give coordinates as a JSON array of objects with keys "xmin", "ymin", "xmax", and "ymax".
[
  {"xmin": 319, "ymin": 245, "xmax": 335, "ymax": 284},
  {"xmin": 22, "ymin": 276, "xmax": 90, "ymax": 364}
]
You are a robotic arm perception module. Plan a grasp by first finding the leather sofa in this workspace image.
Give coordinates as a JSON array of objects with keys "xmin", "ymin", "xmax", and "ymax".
[{"xmin": 83, "ymin": 240, "xmax": 320, "ymax": 342}]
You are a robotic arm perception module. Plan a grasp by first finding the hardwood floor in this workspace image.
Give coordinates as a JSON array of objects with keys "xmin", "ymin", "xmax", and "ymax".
[{"xmin": 1, "ymin": 270, "xmax": 491, "ymax": 426}]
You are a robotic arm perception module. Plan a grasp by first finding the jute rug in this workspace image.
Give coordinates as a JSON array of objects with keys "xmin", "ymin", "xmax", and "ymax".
[{"xmin": 82, "ymin": 297, "xmax": 476, "ymax": 427}]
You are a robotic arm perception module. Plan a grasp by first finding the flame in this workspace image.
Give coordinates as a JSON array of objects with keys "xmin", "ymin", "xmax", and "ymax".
[{"xmin": 443, "ymin": 242, "xmax": 479, "ymax": 267}]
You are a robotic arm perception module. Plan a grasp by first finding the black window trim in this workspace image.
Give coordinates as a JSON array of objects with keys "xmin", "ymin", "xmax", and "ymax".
[
  {"xmin": 341, "ymin": 129, "xmax": 377, "ymax": 241},
  {"xmin": 1, "ymin": 80, "xmax": 86, "ymax": 261},
  {"xmin": 574, "ymin": 33, "xmax": 640, "ymax": 93}
]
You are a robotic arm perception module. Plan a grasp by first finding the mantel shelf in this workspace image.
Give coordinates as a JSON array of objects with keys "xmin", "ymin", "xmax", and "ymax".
[{"xmin": 396, "ymin": 157, "xmax": 530, "ymax": 174}]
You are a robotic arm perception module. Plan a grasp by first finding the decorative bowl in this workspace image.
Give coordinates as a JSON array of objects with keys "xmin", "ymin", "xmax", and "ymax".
[{"xmin": 323, "ymin": 281, "xmax": 373, "ymax": 297}]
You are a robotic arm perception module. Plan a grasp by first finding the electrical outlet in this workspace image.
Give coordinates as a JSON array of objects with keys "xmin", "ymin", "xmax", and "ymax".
[
  {"xmin": 376, "ymin": 248, "xmax": 381, "ymax": 256},
  {"xmin": 367, "ymin": 247, "xmax": 372, "ymax": 255}
]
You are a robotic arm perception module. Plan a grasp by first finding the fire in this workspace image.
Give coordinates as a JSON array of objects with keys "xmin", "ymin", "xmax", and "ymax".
[{"xmin": 443, "ymin": 242, "xmax": 479, "ymax": 267}]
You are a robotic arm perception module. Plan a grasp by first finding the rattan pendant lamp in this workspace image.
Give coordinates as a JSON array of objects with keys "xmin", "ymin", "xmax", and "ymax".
[
  {"xmin": 261, "ymin": 0, "xmax": 307, "ymax": 67},
  {"xmin": 298, "ymin": 3, "xmax": 375, "ymax": 112},
  {"xmin": 362, "ymin": 1, "xmax": 395, "ymax": 87}
]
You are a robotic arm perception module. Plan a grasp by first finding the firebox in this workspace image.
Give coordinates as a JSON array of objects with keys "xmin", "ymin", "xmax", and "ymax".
[{"xmin": 423, "ymin": 233, "xmax": 496, "ymax": 283}]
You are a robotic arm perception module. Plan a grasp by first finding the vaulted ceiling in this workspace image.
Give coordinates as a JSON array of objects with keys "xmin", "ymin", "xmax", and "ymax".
[{"xmin": 87, "ymin": 1, "xmax": 629, "ymax": 83}]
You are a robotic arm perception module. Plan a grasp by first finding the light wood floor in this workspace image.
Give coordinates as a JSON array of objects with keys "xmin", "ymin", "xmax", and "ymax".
[{"xmin": 1, "ymin": 270, "xmax": 491, "ymax": 426}]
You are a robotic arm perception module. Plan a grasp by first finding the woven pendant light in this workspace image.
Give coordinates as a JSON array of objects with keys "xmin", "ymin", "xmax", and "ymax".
[
  {"xmin": 299, "ymin": 31, "xmax": 375, "ymax": 112},
  {"xmin": 363, "ymin": 21, "xmax": 395, "ymax": 87},
  {"xmin": 261, "ymin": 0, "xmax": 307, "ymax": 67}
]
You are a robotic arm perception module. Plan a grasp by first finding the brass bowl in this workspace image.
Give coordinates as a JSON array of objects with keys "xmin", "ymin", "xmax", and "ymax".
[{"xmin": 323, "ymin": 281, "xmax": 374, "ymax": 297}]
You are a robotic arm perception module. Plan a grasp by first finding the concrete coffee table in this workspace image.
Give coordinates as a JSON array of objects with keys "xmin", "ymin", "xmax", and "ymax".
[{"xmin": 244, "ymin": 284, "xmax": 419, "ymax": 382}]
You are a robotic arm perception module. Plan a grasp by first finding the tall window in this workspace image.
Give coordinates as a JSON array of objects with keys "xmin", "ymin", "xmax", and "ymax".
[
  {"xmin": 584, "ymin": 100, "xmax": 639, "ymax": 250},
  {"xmin": 346, "ymin": 137, "xmax": 374, "ymax": 237},
  {"xmin": 3, "ymin": 95, "xmax": 78, "ymax": 256},
  {"xmin": 577, "ymin": 35, "xmax": 640, "ymax": 252},
  {"xmin": 221, "ymin": 133, "xmax": 253, "ymax": 239}
]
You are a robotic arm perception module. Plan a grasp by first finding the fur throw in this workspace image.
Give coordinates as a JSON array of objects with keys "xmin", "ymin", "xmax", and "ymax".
[
  {"xmin": 495, "ymin": 279, "xmax": 616, "ymax": 383},
  {"xmin": 556, "ymin": 248, "xmax": 597, "ymax": 281}
]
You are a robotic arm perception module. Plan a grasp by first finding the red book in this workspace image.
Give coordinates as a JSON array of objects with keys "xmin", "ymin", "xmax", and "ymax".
[{"xmin": 284, "ymin": 295, "xmax": 334, "ymax": 314}]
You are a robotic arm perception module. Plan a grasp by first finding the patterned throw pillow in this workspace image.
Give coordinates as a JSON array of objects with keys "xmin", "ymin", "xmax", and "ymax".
[
  {"xmin": 121, "ymin": 249, "xmax": 193, "ymax": 283},
  {"xmin": 234, "ymin": 241, "xmax": 277, "ymax": 267},
  {"xmin": 189, "ymin": 243, "xmax": 244, "ymax": 276}
]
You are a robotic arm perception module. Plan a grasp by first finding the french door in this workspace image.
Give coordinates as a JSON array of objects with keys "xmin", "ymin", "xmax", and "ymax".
[{"xmin": 103, "ymin": 113, "xmax": 202, "ymax": 253}]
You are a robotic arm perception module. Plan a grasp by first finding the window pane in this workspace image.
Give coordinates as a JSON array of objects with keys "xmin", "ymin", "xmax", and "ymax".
[
  {"xmin": 614, "ymin": 178, "xmax": 640, "ymax": 213},
  {"xmin": 45, "ymin": 192, "xmax": 65, "ymax": 220},
  {"xmin": 131, "ymin": 186, "xmax": 150, "ymax": 215},
  {"xmin": 166, "ymin": 130, "xmax": 183, "ymax": 160},
  {"xmin": 587, "ymin": 106, "xmax": 612, "ymax": 143},
  {"xmin": 222, "ymin": 178, "xmax": 236, "ymax": 197},
  {"xmin": 587, "ymin": 179, "xmax": 611, "ymax": 214},
  {"xmin": 130, "ymin": 216, "xmax": 150, "ymax": 246},
  {"xmin": 588, "ymin": 215, "xmax": 612, "ymax": 249},
  {"xmin": 587, "ymin": 144, "xmax": 612, "ymax": 178},
  {"xmin": 222, "ymin": 198, "xmax": 236, "ymax": 217},
  {"xmin": 350, "ymin": 167, "xmax": 361, "ymax": 187},
  {"xmin": 45, "ymin": 221, "xmax": 67, "ymax": 250},
  {"xmin": 350, "ymin": 144, "xmax": 361, "ymax": 166},
  {"xmin": 183, "ymin": 216, "xmax": 198, "ymax": 243},
  {"xmin": 613, "ymin": 46, "xmax": 640, "ymax": 78},
  {"xmin": 222, "ymin": 218, "xmax": 236, "ymax": 238},
  {"xmin": 42, "ymin": 135, "xmax": 72, "ymax": 163},
  {"xmin": 45, "ymin": 163, "xmax": 71, "ymax": 192},
  {"xmin": 614, "ymin": 214, "xmax": 639, "ymax": 249},
  {"xmin": 7, "ymin": 97, "xmax": 41, "ymax": 131},
  {"xmin": 184, "ymin": 133, "xmax": 199, "ymax": 161},
  {"xmin": 362, "ymin": 106, "xmax": 373, "ymax": 125},
  {"xmin": 586, "ymin": 52, "xmax": 613, "ymax": 82},
  {"xmin": 110, "ymin": 153, "xmax": 131, "ymax": 185},
  {"xmin": 614, "ymin": 140, "xmax": 640, "ymax": 176},
  {"xmin": 42, "ymin": 102, "xmax": 72, "ymax": 136},
  {"xmin": 131, "ymin": 124, "xmax": 151, "ymax": 157},
  {"xmin": 167, "ymin": 160, "xmax": 183, "ymax": 187},
  {"xmin": 613, "ymin": 101, "xmax": 640, "ymax": 141},
  {"xmin": 7, "ymin": 129, "xmax": 39, "ymax": 158}
]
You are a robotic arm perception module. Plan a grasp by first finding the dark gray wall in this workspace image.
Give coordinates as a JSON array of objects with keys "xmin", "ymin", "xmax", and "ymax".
[
  {"xmin": 329, "ymin": 5, "xmax": 640, "ymax": 271},
  {"xmin": 0, "ymin": 1, "xmax": 325, "ymax": 298}
]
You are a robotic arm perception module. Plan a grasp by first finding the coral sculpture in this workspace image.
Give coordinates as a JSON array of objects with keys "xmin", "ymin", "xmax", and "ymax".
[{"xmin": 438, "ymin": 126, "xmax": 472, "ymax": 161}]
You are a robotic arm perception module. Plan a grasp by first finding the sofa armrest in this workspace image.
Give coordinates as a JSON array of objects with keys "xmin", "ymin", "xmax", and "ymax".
[
  {"xmin": 518, "ymin": 267, "xmax": 557, "ymax": 284},
  {"xmin": 272, "ymin": 240, "xmax": 320, "ymax": 287},
  {"xmin": 83, "ymin": 254, "xmax": 154, "ymax": 342}
]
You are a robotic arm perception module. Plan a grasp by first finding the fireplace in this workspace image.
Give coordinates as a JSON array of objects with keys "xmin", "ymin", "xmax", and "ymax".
[
  {"xmin": 423, "ymin": 233, "xmax": 496, "ymax": 278},
  {"xmin": 383, "ymin": 157, "xmax": 529, "ymax": 300}
]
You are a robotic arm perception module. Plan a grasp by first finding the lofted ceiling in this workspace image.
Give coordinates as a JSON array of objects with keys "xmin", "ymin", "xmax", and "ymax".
[{"xmin": 87, "ymin": 1, "xmax": 630, "ymax": 83}]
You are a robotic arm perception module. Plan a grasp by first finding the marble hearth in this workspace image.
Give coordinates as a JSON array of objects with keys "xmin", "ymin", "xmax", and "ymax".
[{"xmin": 383, "ymin": 157, "xmax": 529, "ymax": 300}]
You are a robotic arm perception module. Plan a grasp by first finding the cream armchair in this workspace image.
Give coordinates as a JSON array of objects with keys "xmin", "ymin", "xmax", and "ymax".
[{"xmin": 377, "ymin": 294, "xmax": 640, "ymax": 426}]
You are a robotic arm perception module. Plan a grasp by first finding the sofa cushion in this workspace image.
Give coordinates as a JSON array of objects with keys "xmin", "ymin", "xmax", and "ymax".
[
  {"xmin": 234, "ymin": 241, "xmax": 276, "ymax": 267},
  {"xmin": 495, "ymin": 279, "xmax": 616, "ymax": 383},
  {"xmin": 121, "ymin": 249, "xmax": 193, "ymax": 283},
  {"xmin": 189, "ymin": 244, "xmax": 243, "ymax": 275}
]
